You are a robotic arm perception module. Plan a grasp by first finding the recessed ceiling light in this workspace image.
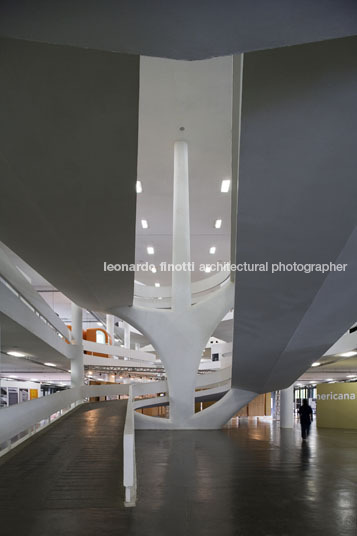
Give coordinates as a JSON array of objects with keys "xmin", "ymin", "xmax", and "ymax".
[
  {"xmin": 339, "ymin": 351, "xmax": 357, "ymax": 358},
  {"xmin": 7, "ymin": 351, "xmax": 26, "ymax": 358},
  {"xmin": 30, "ymin": 378, "xmax": 39, "ymax": 382},
  {"xmin": 8, "ymin": 375, "xmax": 18, "ymax": 379},
  {"xmin": 96, "ymin": 322, "xmax": 103, "ymax": 327},
  {"xmin": 325, "ymin": 378, "xmax": 334, "ymax": 382},
  {"xmin": 151, "ymin": 266, "xmax": 157, "ymax": 273},
  {"xmin": 205, "ymin": 265, "xmax": 212, "ymax": 273},
  {"xmin": 141, "ymin": 219, "xmax": 148, "ymax": 229},
  {"xmin": 147, "ymin": 246, "xmax": 154, "ymax": 255},
  {"xmin": 88, "ymin": 370, "xmax": 93, "ymax": 375},
  {"xmin": 136, "ymin": 180, "xmax": 142, "ymax": 193},
  {"xmin": 347, "ymin": 374, "xmax": 357, "ymax": 378},
  {"xmin": 155, "ymin": 282, "xmax": 160, "ymax": 288},
  {"xmin": 209, "ymin": 246, "xmax": 216, "ymax": 255},
  {"xmin": 158, "ymin": 297, "xmax": 162, "ymax": 300},
  {"xmin": 44, "ymin": 362, "xmax": 56, "ymax": 367},
  {"xmin": 221, "ymin": 179, "xmax": 231, "ymax": 193},
  {"xmin": 214, "ymin": 219, "xmax": 222, "ymax": 229},
  {"xmin": 311, "ymin": 362, "xmax": 321, "ymax": 367}
]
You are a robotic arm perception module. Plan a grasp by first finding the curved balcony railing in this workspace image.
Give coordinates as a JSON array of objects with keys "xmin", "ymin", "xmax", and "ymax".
[{"xmin": 133, "ymin": 270, "xmax": 231, "ymax": 308}]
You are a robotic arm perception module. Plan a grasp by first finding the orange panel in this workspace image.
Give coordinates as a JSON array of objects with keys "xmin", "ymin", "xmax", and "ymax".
[{"xmin": 85, "ymin": 328, "xmax": 112, "ymax": 357}]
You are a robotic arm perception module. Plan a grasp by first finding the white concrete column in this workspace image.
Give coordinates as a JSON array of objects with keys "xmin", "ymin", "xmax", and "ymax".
[
  {"xmin": 71, "ymin": 303, "xmax": 84, "ymax": 388},
  {"xmin": 271, "ymin": 391, "xmax": 277, "ymax": 420},
  {"xmin": 106, "ymin": 314, "xmax": 115, "ymax": 344},
  {"xmin": 134, "ymin": 342, "xmax": 140, "ymax": 351},
  {"xmin": 172, "ymin": 141, "xmax": 191, "ymax": 312},
  {"xmin": 124, "ymin": 322, "xmax": 131, "ymax": 349},
  {"xmin": 280, "ymin": 385, "xmax": 294, "ymax": 428}
]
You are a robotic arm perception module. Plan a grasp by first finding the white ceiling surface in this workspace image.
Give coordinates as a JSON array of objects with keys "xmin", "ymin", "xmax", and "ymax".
[{"xmin": 135, "ymin": 56, "xmax": 233, "ymax": 286}]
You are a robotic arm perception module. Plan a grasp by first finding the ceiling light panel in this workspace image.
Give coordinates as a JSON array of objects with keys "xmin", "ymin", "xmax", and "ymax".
[
  {"xmin": 214, "ymin": 219, "xmax": 222, "ymax": 229},
  {"xmin": 221, "ymin": 179, "xmax": 231, "ymax": 193},
  {"xmin": 7, "ymin": 351, "xmax": 26, "ymax": 357},
  {"xmin": 339, "ymin": 351, "xmax": 357, "ymax": 358}
]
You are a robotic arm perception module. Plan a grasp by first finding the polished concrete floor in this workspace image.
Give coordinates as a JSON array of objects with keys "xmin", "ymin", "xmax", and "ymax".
[
  {"xmin": 134, "ymin": 418, "xmax": 357, "ymax": 536},
  {"xmin": 0, "ymin": 407, "xmax": 356, "ymax": 536}
]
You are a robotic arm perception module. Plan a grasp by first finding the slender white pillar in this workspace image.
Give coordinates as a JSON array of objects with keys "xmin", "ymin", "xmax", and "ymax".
[
  {"xmin": 124, "ymin": 322, "xmax": 131, "ymax": 349},
  {"xmin": 280, "ymin": 385, "xmax": 294, "ymax": 428},
  {"xmin": 71, "ymin": 303, "xmax": 84, "ymax": 388},
  {"xmin": 135, "ymin": 342, "xmax": 140, "ymax": 351},
  {"xmin": 106, "ymin": 314, "xmax": 115, "ymax": 344},
  {"xmin": 271, "ymin": 391, "xmax": 277, "ymax": 420},
  {"xmin": 172, "ymin": 141, "xmax": 191, "ymax": 312}
]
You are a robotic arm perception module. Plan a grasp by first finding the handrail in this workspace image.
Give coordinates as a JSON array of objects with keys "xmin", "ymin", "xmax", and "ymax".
[
  {"xmin": 123, "ymin": 384, "xmax": 136, "ymax": 507},
  {"xmin": 0, "ymin": 373, "xmax": 231, "ymax": 449},
  {"xmin": 132, "ymin": 379, "xmax": 168, "ymax": 397},
  {"xmin": 196, "ymin": 367, "xmax": 231, "ymax": 388},
  {"xmin": 83, "ymin": 384, "xmax": 130, "ymax": 397},
  {"xmin": 82, "ymin": 339, "xmax": 156, "ymax": 362},
  {"xmin": 0, "ymin": 372, "xmax": 233, "ymax": 507},
  {"xmin": 0, "ymin": 277, "xmax": 74, "ymax": 360},
  {"xmin": 83, "ymin": 355, "xmax": 158, "ymax": 369},
  {"xmin": 133, "ymin": 395, "xmax": 169, "ymax": 410},
  {"xmin": 0, "ymin": 246, "xmax": 71, "ymax": 340},
  {"xmin": 133, "ymin": 271, "xmax": 230, "ymax": 308},
  {"xmin": 0, "ymin": 387, "xmax": 83, "ymax": 449}
]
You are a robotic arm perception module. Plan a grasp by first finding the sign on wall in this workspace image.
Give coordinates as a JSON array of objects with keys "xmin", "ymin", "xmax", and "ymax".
[
  {"xmin": 29, "ymin": 389, "xmax": 38, "ymax": 400},
  {"xmin": 317, "ymin": 383, "xmax": 357, "ymax": 430}
]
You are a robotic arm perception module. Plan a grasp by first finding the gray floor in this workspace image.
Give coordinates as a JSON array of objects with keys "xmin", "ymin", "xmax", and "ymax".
[
  {"xmin": 0, "ymin": 407, "xmax": 356, "ymax": 536},
  {"xmin": 134, "ymin": 418, "xmax": 357, "ymax": 536}
]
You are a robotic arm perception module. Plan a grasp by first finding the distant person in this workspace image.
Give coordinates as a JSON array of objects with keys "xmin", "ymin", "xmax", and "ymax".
[{"xmin": 298, "ymin": 399, "xmax": 313, "ymax": 440}]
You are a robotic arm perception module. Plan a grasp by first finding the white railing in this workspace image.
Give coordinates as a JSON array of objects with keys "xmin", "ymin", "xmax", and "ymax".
[
  {"xmin": 0, "ymin": 387, "xmax": 83, "ymax": 455},
  {"xmin": 123, "ymin": 384, "xmax": 136, "ymax": 507},
  {"xmin": 0, "ymin": 371, "xmax": 233, "ymax": 506},
  {"xmin": 0, "ymin": 383, "xmax": 135, "ymax": 507},
  {"xmin": 0, "ymin": 247, "xmax": 71, "ymax": 340},
  {"xmin": 133, "ymin": 270, "xmax": 230, "ymax": 308},
  {"xmin": 83, "ymin": 384, "xmax": 129, "ymax": 398},
  {"xmin": 0, "ymin": 384, "xmax": 131, "ymax": 456},
  {"xmin": 82, "ymin": 339, "xmax": 156, "ymax": 362}
]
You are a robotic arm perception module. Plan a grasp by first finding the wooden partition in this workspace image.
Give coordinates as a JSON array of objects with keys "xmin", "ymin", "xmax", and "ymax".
[{"xmin": 195, "ymin": 393, "xmax": 271, "ymax": 417}]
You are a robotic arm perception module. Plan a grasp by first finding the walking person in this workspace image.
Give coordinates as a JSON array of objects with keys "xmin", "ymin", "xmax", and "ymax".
[{"xmin": 298, "ymin": 398, "xmax": 313, "ymax": 440}]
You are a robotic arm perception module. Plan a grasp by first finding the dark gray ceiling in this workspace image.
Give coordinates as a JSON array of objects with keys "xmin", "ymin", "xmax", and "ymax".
[
  {"xmin": 0, "ymin": 1, "xmax": 356, "ymax": 60},
  {"xmin": 0, "ymin": 38, "xmax": 139, "ymax": 312},
  {"xmin": 0, "ymin": 313, "xmax": 70, "ymax": 371},
  {"xmin": 232, "ymin": 36, "xmax": 357, "ymax": 393}
]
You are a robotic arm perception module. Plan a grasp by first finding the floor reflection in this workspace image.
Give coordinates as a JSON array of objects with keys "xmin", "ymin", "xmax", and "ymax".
[{"xmin": 133, "ymin": 417, "xmax": 357, "ymax": 536}]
